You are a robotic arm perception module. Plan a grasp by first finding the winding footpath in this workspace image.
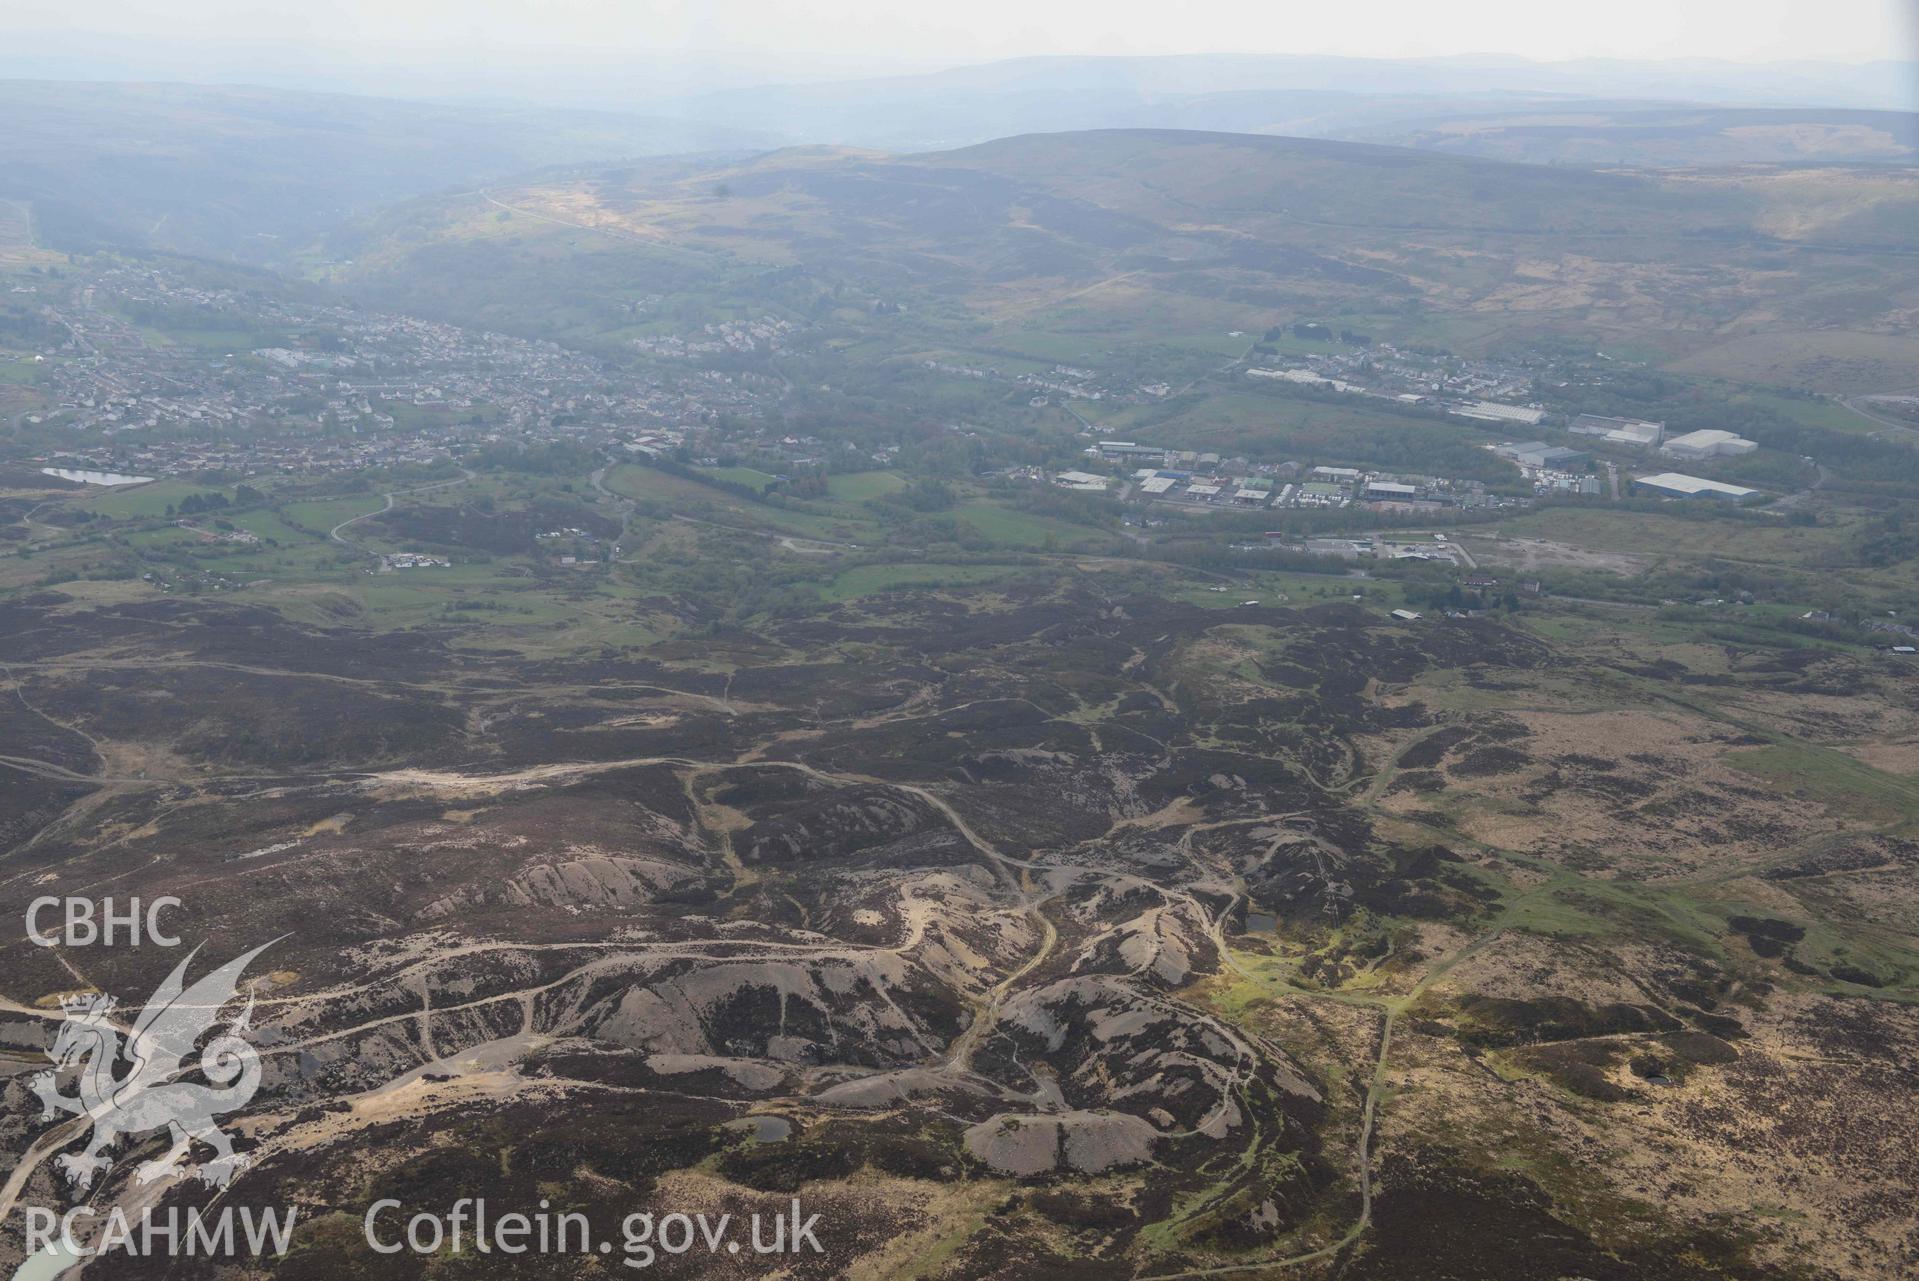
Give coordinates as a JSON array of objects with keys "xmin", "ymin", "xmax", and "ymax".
[{"xmin": 327, "ymin": 467, "xmax": 475, "ymax": 552}]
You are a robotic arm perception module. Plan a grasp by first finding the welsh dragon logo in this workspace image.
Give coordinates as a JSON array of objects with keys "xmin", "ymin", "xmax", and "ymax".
[{"xmin": 31, "ymin": 941, "xmax": 274, "ymax": 1191}]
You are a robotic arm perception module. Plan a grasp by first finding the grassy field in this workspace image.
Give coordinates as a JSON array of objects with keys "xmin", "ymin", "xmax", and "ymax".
[
  {"xmin": 608, "ymin": 463, "xmax": 904, "ymax": 543},
  {"xmin": 961, "ymin": 328, "xmax": 1106, "ymax": 364},
  {"xmin": 1160, "ymin": 567, "xmax": 1403, "ymax": 612},
  {"xmin": 1485, "ymin": 507, "xmax": 1855, "ymax": 568},
  {"xmin": 0, "ymin": 356, "xmax": 43, "ymax": 384},
  {"xmin": 0, "ymin": 197, "xmax": 31, "ymax": 248},
  {"xmin": 610, "ymin": 463, "xmax": 1116, "ymax": 555},
  {"xmin": 1728, "ymin": 389, "xmax": 1880, "ymax": 437},
  {"xmin": 607, "ymin": 463, "xmax": 809, "ymax": 526},
  {"xmin": 134, "ymin": 325, "xmax": 288, "ymax": 353},
  {"xmin": 0, "ymin": 196, "xmax": 60, "ymax": 270},
  {"xmin": 825, "ymin": 471, "xmax": 906, "ymax": 502},
  {"xmin": 696, "ymin": 464, "xmax": 781, "ymax": 490},
  {"xmin": 281, "ymin": 496, "xmax": 387, "ymax": 535},
  {"xmin": 78, "ymin": 481, "xmax": 207, "ymax": 520},
  {"xmin": 349, "ymin": 562, "xmax": 559, "ymax": 628},
  {"xmin": 1095, "ymin": 385, "xmax": 1501, "ymax": 468},
  {"xmin": 954, "ymin": 502, "xmax": 1108, "ymax": 552},
  {"xmin": 1725, "ymin": 742, "xmax": 1919, "ymax": 827},
  {"xmin": 1665, "ymin": 330, "xmax": 1919, "ymax": 393}
]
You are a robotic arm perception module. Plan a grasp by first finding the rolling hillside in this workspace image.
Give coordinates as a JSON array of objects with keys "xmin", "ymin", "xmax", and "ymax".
[
  {"xmin": 333, "ymin": 128, "xmax": 1919, "ymax": 386},
  {"xmin": 0, "ymin": 81, "xmax": 774, "ymax": 264},
  {"xmin": 1341, "ymin": 104, "xmax": 1919, "ymax": 166}
]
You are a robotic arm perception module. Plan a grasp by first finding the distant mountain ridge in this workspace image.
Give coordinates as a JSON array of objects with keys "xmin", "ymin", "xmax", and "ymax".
[
  {"xmin": 1, "ymin": 59, "xmax": 1912, "ymax": 270},
  {"xmin": 653, "ymin": 53, "xmax": 1919, "ymax": 153},
  {"xmin": 330, "ymin": 127, "xmax": 1919, "ymax": 388},
  {"xmin": 0, "ymin": 80, "xmax": 776, "ymax": 264}
]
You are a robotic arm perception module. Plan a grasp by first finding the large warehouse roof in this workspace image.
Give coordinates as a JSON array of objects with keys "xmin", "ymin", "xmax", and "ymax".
[
  {"xmin": 1662, "ymin": 429, "xmax": 1757, "ymax": 457},
  {"xmin": 1634, "ymin": 472, "xmax": 1759, "ymax": 499}
]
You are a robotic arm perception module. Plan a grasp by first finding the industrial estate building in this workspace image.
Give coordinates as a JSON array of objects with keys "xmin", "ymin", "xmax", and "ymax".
[
  {"xmin": 1494, "ymin": 440, "xmax": 1588, "ymax": 469},
  {"xmin": 1053, "ymin": 470, "xmax": 1111, "ymax": 491},
  {"xmin": 1454, "ymin": 400, "xmax": 1547, "ymax": 426},
  {"xmin": 1096, "ymin": 440, "xmax": 1168, "ymax": 462},
  {"xmin": 1661, "ymin": 429, "xmax": 1757, "ymax": 459},
  {"xmin": 1570, "ymin": 414, "xmax": 1664, "ymax": 449},
  {"xmin": 1633, "ymin": 472, "xmax": 1760, "ymax": 500}
]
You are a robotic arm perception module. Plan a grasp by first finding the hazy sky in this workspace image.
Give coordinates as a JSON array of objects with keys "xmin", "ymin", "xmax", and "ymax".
[
  {"xmin": 4, "ymin": 0, "xmax": 1916, "ymax": 104},
  {"xmin": 8, "ymin": 0, "xmax": 1917, "ymax": 67}
]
